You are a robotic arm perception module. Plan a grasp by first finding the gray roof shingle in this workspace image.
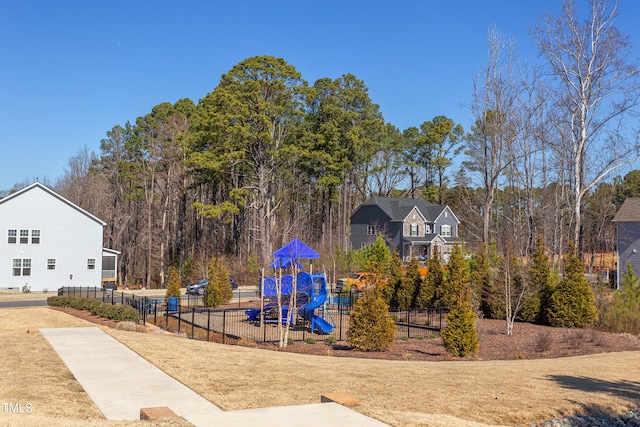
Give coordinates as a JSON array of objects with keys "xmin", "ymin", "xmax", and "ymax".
[
  {"xmin": 358, "ymin": 197, "xmax": 444, "ymax": 221},
  {"xmin": 613, "ymin": 198, "xmax": 640, "ymax": 222}
]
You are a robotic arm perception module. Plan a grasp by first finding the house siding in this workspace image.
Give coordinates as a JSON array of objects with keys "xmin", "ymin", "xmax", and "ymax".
[
  {"xmin": 433, "ymin": 208, "xmax": 458, "ymax": 238},
  {"xmin": 350, "ymin": 206, "xmax": 392, "ymax": 249},
  {"xmin": 616, "ymin": 222, "xmax": 640, "ymax": 287},
  {"xmin": 0, "ymin": 185, "xmax": 104, "ymax": 291}
]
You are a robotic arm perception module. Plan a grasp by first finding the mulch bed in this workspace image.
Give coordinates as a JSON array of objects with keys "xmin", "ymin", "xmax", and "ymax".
[{"xmin": 51, "ymin": 306, "xmax": 640, "ymax": 361}]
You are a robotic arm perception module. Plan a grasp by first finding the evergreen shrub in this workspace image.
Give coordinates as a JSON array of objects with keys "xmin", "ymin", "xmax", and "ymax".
[
  {"xmin": 347, "ymin": 290, "xmax": 396, "ymax": 352},
  {"xmin": 441, "ymin": 301, "xmax": 479, "ymax": 357}
]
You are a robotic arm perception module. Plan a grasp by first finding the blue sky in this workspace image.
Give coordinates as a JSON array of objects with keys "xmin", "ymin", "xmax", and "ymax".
[{"xmin": 2, "ymin": 1, "xmax": 640, "ymax": 192}]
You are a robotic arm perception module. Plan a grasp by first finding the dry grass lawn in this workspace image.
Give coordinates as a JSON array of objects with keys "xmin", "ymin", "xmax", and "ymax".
[
  {"xmin": 2, "ymin": 306, "xmax": 640, "ymax": 426},
  {"xmin": 0, "ymin": 307, "xmax": 190, "ymax": 427}
]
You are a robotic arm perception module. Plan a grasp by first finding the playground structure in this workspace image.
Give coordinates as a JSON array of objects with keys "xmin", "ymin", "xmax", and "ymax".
[
  {"xmin": 245, "ymin": 271, "xmax": 335, "ymax": 334},
  {"xmin": 245, "ymin": 238, "xmax": 335, "ymax": 334}
]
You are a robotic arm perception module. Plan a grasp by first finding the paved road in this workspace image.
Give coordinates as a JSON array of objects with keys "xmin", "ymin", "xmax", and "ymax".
[{"xmin": 0, "ymin": 299, "xmax": 48, "ymax": 308}]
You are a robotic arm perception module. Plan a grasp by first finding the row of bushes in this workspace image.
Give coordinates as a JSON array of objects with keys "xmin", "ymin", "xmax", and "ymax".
[{"xmin": 47, "ymin": 296, "xmax": 139, "ymax": 323}]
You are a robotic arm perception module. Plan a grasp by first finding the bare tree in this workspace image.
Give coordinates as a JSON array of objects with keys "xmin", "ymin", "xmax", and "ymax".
[
  {"xmin": 466, "ymin": 26, "xmax": 521, "ymax": 244},
  {"xmin": 533, "ymin": 0, "xmax": 640, "ymax": 253}
]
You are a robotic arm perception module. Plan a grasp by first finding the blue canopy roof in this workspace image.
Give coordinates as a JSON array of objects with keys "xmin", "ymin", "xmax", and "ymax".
[
  {"xmin": 270, "ymin": 258, "xmax": 304, "ymax": 269},
  {"xmin": 272, "ymin": 238, "xmax": 319, "ymax": 264}
]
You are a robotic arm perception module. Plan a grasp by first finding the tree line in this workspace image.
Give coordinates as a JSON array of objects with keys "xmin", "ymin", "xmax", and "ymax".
[{"xmin": 7, "ymin": 0, "xmax": 640, "ymax": 288}]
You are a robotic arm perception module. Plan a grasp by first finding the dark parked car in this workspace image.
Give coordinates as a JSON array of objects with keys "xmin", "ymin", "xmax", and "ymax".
[{"xmin": 185, "ymin": 277, "xmax": 238, "ymax": 295}]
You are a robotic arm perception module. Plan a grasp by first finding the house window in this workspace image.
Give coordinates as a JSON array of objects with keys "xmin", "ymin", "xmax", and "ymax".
[
  {"xmin": 87, "ymin": 259, "xmax": 96, "ymax": 270},
  {"xmin": 367, "ymin": 225, "xmax": 380, "ymax": 235},
  {"xmin": 12, "ymin": 259, "xmax": 21, "ymax": 276},
  {"xmin": 8, "ymin": 229, "xmax": 16, "ymax": 244},
  {"xmin": 12, "ymin": 259, "xmax": 31, "ymax": 276},
  {"xmin": 31, "ymin": 230, "xmax": 40, "ymax": 244},
  {"xmin": 410, "ymin": 224, "xmax": 418, "ymax": 236},
  {"xmin": 441, "ymin": 225, "xmax": 451, "ymax": 237},
  {"xmin": 19, "ymin": 229, "xmax": 28, "ymax": 244},
  {"xmin": 47, "ymin": 259, "xmax": 56, "ymax": 270},
  {"xmin": 425, "ymin": 224, "xmax": 431, "ymax": 234}
]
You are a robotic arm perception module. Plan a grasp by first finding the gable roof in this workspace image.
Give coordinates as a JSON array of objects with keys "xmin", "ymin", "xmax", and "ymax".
[
  {"xmin": 353, "ymin": 196, "xmax": 450, "ymax": 222},
  {"xmin": 0, "ymin": 182, "xmax": 106, "ymax": 226},
  {"xmin": 613, "ymin": 198, "xmax": 640, "ymax": 223}
]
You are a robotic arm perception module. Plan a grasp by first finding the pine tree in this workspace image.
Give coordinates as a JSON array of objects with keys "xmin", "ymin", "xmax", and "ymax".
[
  {"xmin": 441, "ymin": 299, "xmax": 479, "ymax": 357},
  {"xmin": 364, "ymin": 235, "xmax": 392, "ymax": 285},
  {"xmin": 398, "ymin": 258, "xmax": 421, "ymax": 309},
  {"xmin": 416, "ymin": 251, "xmax": 442, "ymax": 308},
  {"xmin": 471, "ymin": 242, "xmax": 503, "ymax": 319},
  {"xmin": 546, "ymin": 243, "xmax": 598, "ymax": 327},
  {"xmin": 164, "ymin": 266, "xmax": 182, "ymax": 305},
  {"xmin": 440, "ymin": 245, "xmax": 470, "ymax": 307},
  {"xmin": 347, "ymin": 288, "xmax": 396, "ymax": 351},
  {"xmin": 382, "ymin": 253, "xmax": 404, "ymax": 307},
  {"xmin": 600, "ymin": 261, "xmax": 640, "ymax": 334},
  {"xmin": 440, "ymin": 245, "xmax": 479, "ymax": 357},
  {"xmin": 347, "ymin": 235, "xmax": 396, "ymax": 351},
  {"xmin": 203, "ymin": 255, "xmax": 233, "ymax": 308},
  {"xmin": 521, "ymin": 237, "xmax": 550, "ymax": 323}
]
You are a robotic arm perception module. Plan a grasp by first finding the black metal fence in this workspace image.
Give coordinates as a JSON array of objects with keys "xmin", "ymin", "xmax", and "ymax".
[{"xmin": 57, "ymin": 286, "xmax": 447, "ymax": 345}]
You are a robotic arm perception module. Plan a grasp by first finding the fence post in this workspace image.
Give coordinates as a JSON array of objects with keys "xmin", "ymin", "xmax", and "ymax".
[
  {"xmin": 206, "ymin": 309, "xmax": 211, "ymax": 342},
  {"xmin": 177, "ymin": 304, "xmax": 181, "ymax": 334},
  {"xmin": 165, "ymin": 303, "xmax": 169, "ymax": 330},
  {"xmin": 263, "ymin": 311, "xmax": 267, "ymax": 343},
  {"xmin": 222, "ymin": 310, "xmax": 227, "ymax": 344},
  {"xmin": 338, "ymin": 293, "xmax": 343, "ymax": 341},
  {"xmin": 222, "ymin": 310, "xmax": 226, "ymax": 345},
  {"xmin": 189, "ymin": 308, "xmax": 194, "ymax": 339}
]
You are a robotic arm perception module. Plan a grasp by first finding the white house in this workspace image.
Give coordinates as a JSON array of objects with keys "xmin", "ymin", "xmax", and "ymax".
[{"xmin": 0, "ymin": 182, "xmax": 118, "ymax": 292}]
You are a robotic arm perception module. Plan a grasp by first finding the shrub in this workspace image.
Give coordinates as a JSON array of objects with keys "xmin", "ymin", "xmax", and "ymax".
[
  {"xmin": 21, "ymin": 285, "xmax": 31, "ymax": 293},
  {"xmin": 348, "ymin": 289, "xmax": 396, "ymax": 352},
  {"xmin": 546, "ymin": 245, "xmax": 598, "ymax": 328},
  {"xmin": 47, "ymin": 295, "xmax": 139, "ymax": 323},
  {"xmin": 325, "ymin": 336, "xmax": 337, "ymax": 344},
  {"xmin": 441, "ymin": 300, "xmax": 479, "ymax": 357},
  {"xmin": 203, "ymin": 255, "xmax": 233, "ymax": 308},
  {"xmin": 535, "ymin": 331, "xmax": 552, "ymax": 352},
  {"xmin": 304, "ymin": 337, "xmax": 317, "ymax": 344},
  {"xmin": 599, "ymin": 261, "xmax": 640, "ymax": 335},
  {"xmin": 165, "ymin": 266, "xmax": 182, "ymax": 305}
]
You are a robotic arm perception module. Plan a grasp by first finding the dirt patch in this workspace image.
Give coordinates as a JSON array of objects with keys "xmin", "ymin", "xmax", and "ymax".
[
  {"xmin": 56, "ymin": 306, "xmax": 640, "ymax": 361},
  {"xmin": 271, "ymin": 319, "xmax": 640, "ymax": 361}
]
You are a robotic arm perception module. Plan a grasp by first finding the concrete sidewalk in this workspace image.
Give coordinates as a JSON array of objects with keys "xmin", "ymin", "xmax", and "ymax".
[{"xmin": 41, "ymin": 327, "xmax": 389, "ymax": 427}]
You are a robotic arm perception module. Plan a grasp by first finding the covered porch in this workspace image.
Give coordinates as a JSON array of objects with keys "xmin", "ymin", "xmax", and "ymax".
[{"xmin": 401, "ymin": 235, "xmax": 447, "ymax": 263}]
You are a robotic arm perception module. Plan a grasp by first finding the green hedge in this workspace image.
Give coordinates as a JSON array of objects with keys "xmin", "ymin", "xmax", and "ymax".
[{"xmin": 48, "ymin": 296, "xmax": 139, "ymax": 323}]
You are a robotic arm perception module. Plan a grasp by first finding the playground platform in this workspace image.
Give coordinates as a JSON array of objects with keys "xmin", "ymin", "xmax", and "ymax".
[{"xmin": 41, "ymin": 327, "xmax": 389, "ymax": 426}]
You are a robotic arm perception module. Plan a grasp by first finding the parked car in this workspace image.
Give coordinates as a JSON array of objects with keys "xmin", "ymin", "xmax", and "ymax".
[
  {"xmin": 335, "ymin": 272, "xmax": 373, "ymax": 293},
  {"xmin": 185, "ymin": 277, "xmax": 238, "ymax": 295}
]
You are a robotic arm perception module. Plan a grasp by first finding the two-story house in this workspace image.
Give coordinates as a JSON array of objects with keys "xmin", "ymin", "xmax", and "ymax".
[
  {"xmin": 350, "ymin": 196, "xmax": 460, "ymax": 262},
  {"xmin": 612, "ymin": 197, "xmax": 640, "ymax": 289},
  {"xmin": 0, "ymin": 182, "xmax": 118, "ymax": 292}
]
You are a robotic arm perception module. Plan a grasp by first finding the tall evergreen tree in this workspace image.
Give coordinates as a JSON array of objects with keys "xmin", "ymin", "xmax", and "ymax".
[
  {"xmin": 547, "ymin": 243, "xmax": 598, "ymax": 327},
  {"xmin": 441, "ymin": 245, "xmax": 478, "ymax": 357},
  {"xmin": 522, "ymin": 237, "xmax": 551, "ymax": 323},
  {"xmin": 348, "ymin": 235, "xmax": 396, "ymax": 351},
  {"xmin": 204, "ymin": 255, "xmax": 233, "ymax": 308},
  {"xmin": 416, "ymin": 251, "xmax": 442, "ymax": 308}
]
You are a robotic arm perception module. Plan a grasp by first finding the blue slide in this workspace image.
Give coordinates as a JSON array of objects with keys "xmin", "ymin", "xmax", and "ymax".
[{"xmin": 298, "ymin": 274, "xmax": 335, "ymax": 333}]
